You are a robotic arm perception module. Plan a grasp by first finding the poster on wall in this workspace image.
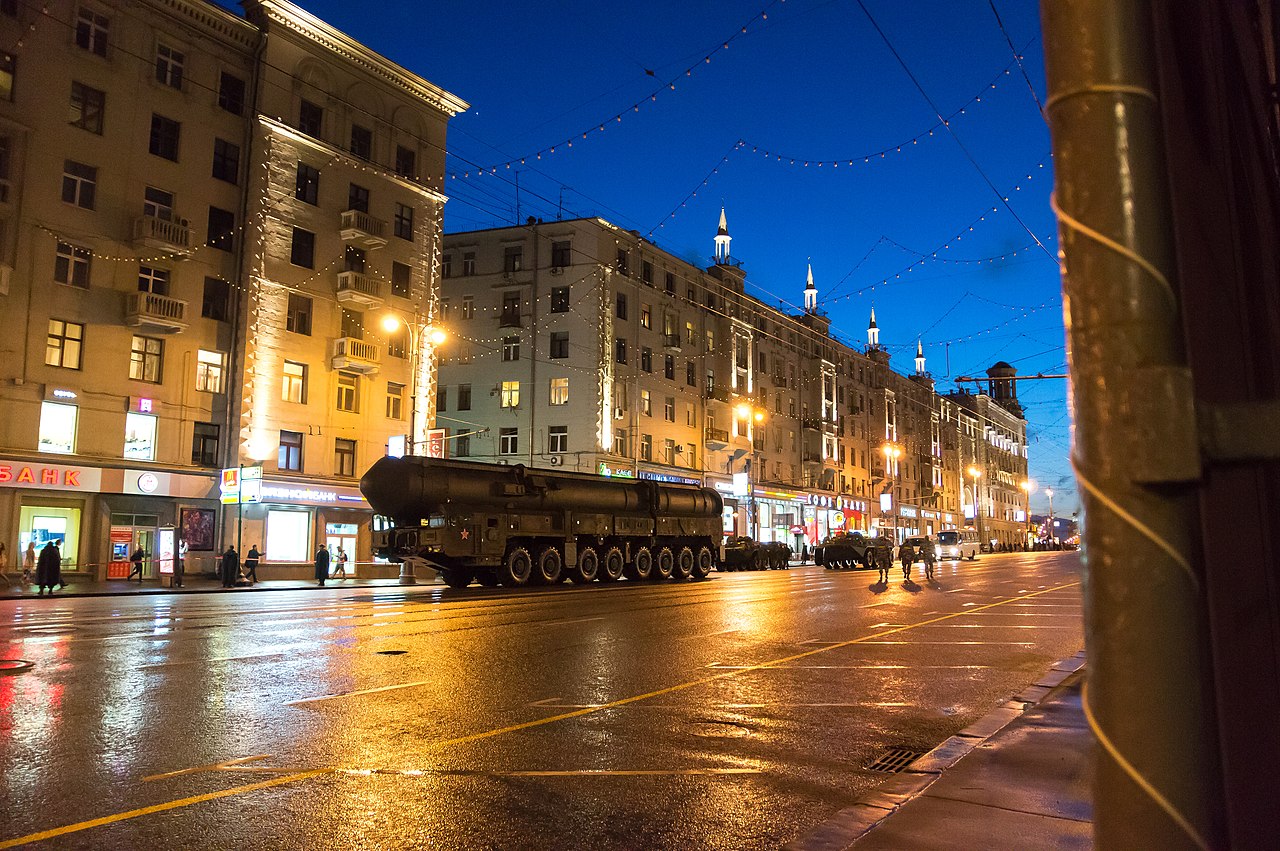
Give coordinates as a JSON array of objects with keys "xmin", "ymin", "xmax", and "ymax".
[
  {"xmin": 158, "ymin": 527, "xmax": 175, "ymax": 575},
  {"xmin": 180, "ymin": 508, "xmax": 216, "ymax": 551}
]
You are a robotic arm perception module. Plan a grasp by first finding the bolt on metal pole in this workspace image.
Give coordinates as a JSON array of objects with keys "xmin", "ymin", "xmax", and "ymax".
[{"xmin": 1040, "ymin": 1, "xmax": 1221, "ymax": 847}]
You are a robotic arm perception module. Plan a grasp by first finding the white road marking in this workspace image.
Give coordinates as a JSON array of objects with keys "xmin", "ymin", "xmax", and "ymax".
[{"xmin": 285, "ymin": 679, "xmax": 436, "ymax": 706}]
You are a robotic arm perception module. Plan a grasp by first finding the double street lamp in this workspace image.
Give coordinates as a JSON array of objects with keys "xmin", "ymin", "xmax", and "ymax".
[
  {"xmin": 735, "ymin": 402, "xmax": 766, "ymax": 539},
  {"xmin": 881, "ymin": 442, "xmax": 903, "ymax": 543}
]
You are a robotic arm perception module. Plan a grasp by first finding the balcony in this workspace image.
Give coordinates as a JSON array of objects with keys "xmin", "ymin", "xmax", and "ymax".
[
  {"xmin": 499, "ymin": 311, "xmax": 522, "ymax": 328},
  {"xmin": 331, "ymin": 337, "xmax": 381, "ymax": 374},
  {"xmin": 125, "ymin": 292, "xmax": 189, "ymax": 333},
  {"xmin": 709, "ymin": 386, "xmax": 730, "ymax": 403},
  {"xmin": 335, "ymin": 271, "xmax": 384, "ymax": 310},
  {"xmin": 772, "ymin": 374, "xmax": 789, "ymax": 388},
  {"xmin": 802, "ymin": 451, "xmax": 824, "ymax": 464},
  {"xmin": 801, "ymin": 416, "xmax": 824, "ymax": 431},
  {"xmin": 705, "ymin": 427, "xmax": 730, "ymax": 449},
  {"xmin": 752, "ymin": 437, "xmax": 765, "ymax": 451},
  {"xmin": 133, "ymin": 215, "xmax": 194, "ymax": 258},
  {"xmin": 662, "ymin": 333, "xmax": 681, "ymax": 351},
  {"xmin": 339, "ymin": 209, "xmax": 388, "ymax": 249}
]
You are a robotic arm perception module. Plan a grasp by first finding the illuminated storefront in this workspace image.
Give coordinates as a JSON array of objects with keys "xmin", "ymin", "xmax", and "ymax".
[{"xmin": 230, "ymin": 480, "xmax": 374, "ymax": 574}]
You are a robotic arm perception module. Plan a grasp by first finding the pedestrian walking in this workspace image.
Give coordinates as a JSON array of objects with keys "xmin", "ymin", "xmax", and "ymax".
[
  {"xmin": 128, "ymin": 545, "xmax": 146, "ymax": 582},
  {"xmin": 333, "ymin": 546, "xmax": 348, "ymax": 579},
  {"xmin": 800, "ymin": 543, "xmax": 809, "ymax": 565},
  {"xmin": 922, "ymin": 540, "xmax": 937, "ymax": 582},
  {"xmin": 23, "ymin": 541, "xmax": 35, "ymax": 584},
  {"xmin": 899, "ymin": 540, "xmax": 914, "ymax": 582},
  {"xmin": 175, "ymin": 538, "xmax": 187, "ymax": 588},
  {"xmin": 0, "ymin": 542, "xmax": 10, "ymax": 587},
  {"xmin": 36, "ymin": 540, "xmax": 59, "ymax": 595},
  {"xmin": 314, "ymin": 545, "xmax": 330, "ymax": 587},
  {"xmin": 244, "ymin": 545, "xmax": 262, "ymax": 584},
  {"xmin": 220, "ymin": 546, "xmax": 239, "ymax": 588}
]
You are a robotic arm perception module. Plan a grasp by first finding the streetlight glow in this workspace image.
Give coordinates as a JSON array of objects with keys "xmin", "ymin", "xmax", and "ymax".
[
  {"xmin": 381, "ymin": 315, "xmax": 402, "ymax": 333},
  {"xmin": 427, "ymin": 327, "xmax": 447, "ymax": 346}
]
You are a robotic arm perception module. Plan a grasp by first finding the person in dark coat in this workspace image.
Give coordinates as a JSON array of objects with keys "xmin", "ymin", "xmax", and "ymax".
[
  {"xmin": 314, "ymin": 546, "xmax": 330, "ymax": 587},
  {"xmin": 36, "ymin": 541, "xmax": 60, "ymax": 595},
  {"xmin": 128, "ymin": 546, "xmax": 146, "ymax": 581},
  {"xmin": 244, "ymin": 545, "xmax": 262, "ymax": 584},
  {"xmin": 220, "ymin": 546, "xmax": 239, "ymax": 588}
]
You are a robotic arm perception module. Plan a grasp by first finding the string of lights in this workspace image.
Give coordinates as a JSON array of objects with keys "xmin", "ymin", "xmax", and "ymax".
[{"xmin": 644, "ymin": 144, "xmax": 739, "ymax": 237}]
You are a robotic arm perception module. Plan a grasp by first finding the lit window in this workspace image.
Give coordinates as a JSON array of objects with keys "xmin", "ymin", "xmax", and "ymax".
[
  {"xmin": 386, "ymin": 382, "xmax": 404, "ymax": 419},
  {"xmin": 335, "ymin": 438, "xmax": 356, "ymax": 477},
  {"xmin": 38, "ymin": 401, "xmax": 77, "ymax": 454},
  {"xmin": 501, "ymin": 381, "xmax": 520, "ymax": 408},
  {"xmin": 123, "ymin": 412, "xmax": 157, "ymax": 461},
  {"xmin": 641, "ymin": 390, "xmax": 651, "ymax": 417},
  {"xmin": 278, "ymin": 430, "xmax": 303, "ymax": 471},
  {"xmin": 282, "ymin": 361, "xmax": 306, "ymax": 403},
  {"xmin": 195, "ymin": 349, "xmax": 224, "ymax": 393},
  {"xmin": 128, "ymin": 335, "xmax": 163, "ymax": 383},
  {"xmin": 640, "ymin": 434, "xmax": 652, "ymax": 461},
  {"xmin": 336, "ymin": 371, "xmax": 359, "ymax": 413},
  {"xmin": 549, "ymin": 377, "xmax": 568, "ymax": 406},
  {"xmin": 640, "ymin": 304, "xmax": 651, "ymax": 328},
  {"xmin": 46, "ymin": 320, "xmax": 84, "ymax": 369}
]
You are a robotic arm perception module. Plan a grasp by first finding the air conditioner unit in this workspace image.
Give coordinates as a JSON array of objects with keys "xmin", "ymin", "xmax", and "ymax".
[{"xmin": 548, "ymin": 455, "xmax": 563, "ymax": 466}]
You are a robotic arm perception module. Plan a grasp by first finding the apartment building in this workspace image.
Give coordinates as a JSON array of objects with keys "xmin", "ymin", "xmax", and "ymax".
[
  {"xmin": 437, "ymin": 212, "xmax": 1031, "ymax": 549},
  {"xmin": 0, "ymin": 0, "xmax": 465, "ymax": 578}
]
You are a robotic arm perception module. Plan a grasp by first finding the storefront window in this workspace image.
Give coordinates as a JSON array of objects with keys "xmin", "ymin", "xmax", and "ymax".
[
  {"xmin": 19, "ymin": 505, "xmax": 82, "ymax": 569},
  {"xmin": 266, "ymin": 509, "xmax": 311, "ymax": 562},
  {"xmin": 38, "ymin": 402, "xmax": 78, "ymax": 454},
  {"xmin": 123, "ymin": 412, "xmax": 157, "ymax": 460}
]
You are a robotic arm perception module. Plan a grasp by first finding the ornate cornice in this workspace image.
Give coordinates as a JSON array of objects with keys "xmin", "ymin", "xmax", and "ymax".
[{"xmin": 152, "ymin": 0, "xmax": 260, "ymax": 51}]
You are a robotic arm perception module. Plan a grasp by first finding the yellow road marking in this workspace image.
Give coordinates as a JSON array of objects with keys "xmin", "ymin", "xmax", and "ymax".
[
  {"xmin": 142, "ymin": 754, "xmax": 271, "ymax": 782},
  {"xmin": 1, "ymin": 579, "xmax": 1079, "ymax": 847}
]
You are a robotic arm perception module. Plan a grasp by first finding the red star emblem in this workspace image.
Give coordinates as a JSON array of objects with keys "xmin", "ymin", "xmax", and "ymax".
[{"xmin": 460, "ymin": 528, "xmax": 470, "ymax": 540}]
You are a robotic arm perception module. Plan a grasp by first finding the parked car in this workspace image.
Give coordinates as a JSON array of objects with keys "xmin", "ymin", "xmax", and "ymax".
[
  {"xmin": 935, "ymin": 529, "xmax": 979, "ymax": 561},
  {"xmin": 720, "ymin": 537, "xmax": 792, "ymax": 571}
]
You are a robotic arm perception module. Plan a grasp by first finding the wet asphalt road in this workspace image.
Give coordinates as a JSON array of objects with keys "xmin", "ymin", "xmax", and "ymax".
[{"xmin": 1, "ymin": 551, "xmax": 1082, "ymax": 850}]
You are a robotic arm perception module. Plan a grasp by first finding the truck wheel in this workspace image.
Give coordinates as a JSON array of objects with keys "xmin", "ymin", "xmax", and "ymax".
[
  {"xmin": 440, "ymin": 568, "xmax": 473, "ymax": 589},
  {"xmin": 626, "ymin": 546, "xmax": 653, "ymax": 580},
  {"xmin": 674, "ymin": 546, "xmax": 695, "ymax": 580},
  {"xmin": 600, "ymin": 547, "xmax": 625, "ymax": 582},
  {"xmin": 499, "ymin": 547, "xmax": 532, "ymax": 587},
  {"xmin": 653, "ymin": 546, "xmax": 675, "ymax": 580},
  {"xmin": 693, "ymin": 546, "xmax": 715, "ymax": 579},
  {"xmin": 571, "ymin": 547, "xmax": 599, "ymax": 584},
  {"xmin": 476, "ymin": 571, "xmax": 500, "ymax": 587},
  {"xmin": 535, "ymin": 546, "xmax": 563, "ymax": 584}
]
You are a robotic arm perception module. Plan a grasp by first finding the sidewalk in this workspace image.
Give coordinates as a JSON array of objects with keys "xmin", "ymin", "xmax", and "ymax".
[
  {"xmin": 0, "ymin": 575, "xmax": 441, "ymax": 599},
  {"xmin": 789, "ymin": 651, "xmax": 1092, "ymax": 850}
]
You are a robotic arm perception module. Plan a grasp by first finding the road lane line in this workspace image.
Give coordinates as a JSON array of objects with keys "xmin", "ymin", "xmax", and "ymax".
[
  {"xmin": 143, "ymin": 754, "xmax": 271, "ymax": 782},
  {"xmin": 284, "ymin": 679, "xmax": 436, "ymax": 706}
]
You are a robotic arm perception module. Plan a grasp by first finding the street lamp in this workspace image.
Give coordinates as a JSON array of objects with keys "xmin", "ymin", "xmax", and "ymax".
[
  {"xmin": 1045, "ymin": 487, "xmax": 1055, "ymax": 548},
  {"xmin": 381, "ymin": 312, "xmax": 447, "ymax": 584},
  {"xmin": 735, "ymin": 402, "xmax": 766, "ymax": 539},
  {"xmin": 1020, "ymin": 479, "xmax": 1034, "ymax": 549},
  {"xmin": 967, "ymin": 465, "xmax": 984, "ymax": 551},
  {"xmin": 882, "ymin": 442, "xmax": 903, "ymax": 543}
]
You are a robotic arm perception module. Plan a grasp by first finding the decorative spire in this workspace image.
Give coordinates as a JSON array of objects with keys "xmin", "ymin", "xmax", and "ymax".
[
  {"xmin": 714, "ymin": 207, "xmax": 732, "ymax": 263},
  {"xmin": 915, "ymin": 339, "xmax": 926, "ymax": 375},
  {"xmin": 867, "ymin": 308, "xmax": 880, "ymax": 347},
  {"xmin": 804, "ymin": 262, "xmax": 817, "ymax": 312}
]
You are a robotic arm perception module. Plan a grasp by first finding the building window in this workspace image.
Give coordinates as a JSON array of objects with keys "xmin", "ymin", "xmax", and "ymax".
[
  {"xmin": 500, "ymin": 381, "xmax": 520, "ymax": 408},
  {"xmin": 501, "ymin": 291, "xmax": 520, "ymax": 326},
  {"xmin": 454, "ymin": 434, "xmax": 470, "ymax": 457},
  {"xmin": 391, "ymin": 261, "xmax": 411, "ymax": 298},
  {"xmin": 502, "ymin": 335, "xmax": 520, "ymax": 362},
  {"xmin": 640, "ymin": 303, "xmax": 652, "ymax": 328},
  {"xmin": 499, "ymin": 427, "xmax": 518, "ymax": 455},
  {"xmin": 62, "ymin": 160, "xmax": 97, "ymax": 209},
  {"xmin": 335, "ymin": 438, "xmax": 356, "ymax": 477},
  {"xmin": 54, "ymin": 242, "xmax": 91, "ymax": 288},
  {"xmin": 550, "ymin": 377, "xmax": 568, "ymax": 406},
  {"xmin": 278, "ymin": 430, "xmax": 303, "ymax": 472},
  {"xmin": 503, "ymin": 245, "xmax": 522, "ymax": 273},
  {"xmin": 616, "ymin": 292, "xmax": 627, "ymax": 319},
  {"xmin": 207, "ymin": 207, "xmax": 234, "ymax": 252},
  {"xmin": 46, "ymin": 320, "xmax": 84, "ymax": 369},
  {"xmin": 436, "ymin": 385, "xmax": 447, "ymax": 413},
  {"xmin": 143, "ymin": 186, "xmax": 173, "ymax": 221},
  {"xmin": 665, "ymin": 271, "xmax": 675, "ymax": 294},
  {"xmin": 347, "ymin": 183, "xmax": 369, "ymax": 213},
  {"xmin": 350, "ymin": 124, "xmax": 371, "ymax": 159},
  {"xmin": 128, "ymin": 335, "xmax": 163, "ymax": 383},
  {"xmin": 551, "ymin": 286, "xmax": 569, "ymax": 312},
  {"xmin": 386, "ymin": 382, "xmax": 404, "ymax": 419},
  {"xmin": 212, "ymin": 138, "xmax": 239, "ymax": 183},
  {"xmin": 290, "ymin": 228, "xmax": 315, "ymax": 268},
  {"xmin": 282, "ymin": 361, "xmax": 307, "ymax": 403},
  {"xmin": 298, "ymin": 99, "xmax": 323, "ymax": 137},
  {"xmin": 202, "ymin": 277, "xmax": 229, "ymax": 321},
  {"xmin": 616, "ymin": 248, "xmax": 629, "ymax": 276},
  {"xmin": 295, "ymin": 162, "xmax": 319, "ymax": 204},
  {"xmin": 344, "ymin": 245, "xmax": 366, "ymax": 273},
  {"xmin": 664, "ymin": 438, "xmax": 676, "ymax": 463},
  {"xmin": 137, "ymin": 265, "xmax": 169, "ymax": 295},
  {"xmin": 340, "ymin": 310, "xmax": 364, "ymax": 340},
  {"xmin": 686, "ymin": 402, "xmax": 695, "ymax": 427},
  {"xmin": 549, "ymin": 426, "xmax": 568, "ymax": 454},
  {"xmin": 394, "ymin": 203, "xmax": 414, "ymax": 240},
  {"xmin": 192, "ymin": 422, "xmax": 219, "ymax": 466},
  {"xmin": 640, "ymin": 434, "xmax": 652, "ymax": 462},
  {"xmin": 664, "ymin": 354, "xmax": 675, "ymax": 380},
  {"xmin": 38, "ymin": 402, "xmax": 77, "ymax": 454},
  {"xmin": 395, "ymin": 145, "xmax": 416, "ymax": 179},
  {"xmin": 642, "ymin": 261, "xmax": 653, "ymax": 286},
  {"xmin": 550, "ymin": 331, "xmax": 568, "ymax": 359},
  {"xmin": 75, "ymin": 8, "xmax": 109, "ymax": 56},
  {"xmin": 613, "ymin": 428, "xmax": 627, "ymax": 456},
  {"xmin": 641, "ymin": 347, "xmax": 653, "ymax": 373},
  {"xmin": 195, "ymin": 349, "xmax": 224, "ymax": 393},
  {"xmin": 462, "ymin": 252, "xmax": 476, "ymax": 275},
  {"xmin": 155, "ymin": 44, "xmax": 184, "ymax": 89},
  {"xmin": 149, "ymin": 114, "xmax": 180, "ymax": 161},
  {"xmin": 123, "ymin": 412, "xmax": 157, "ymax": 461},
  {"xmin": 441, "ymin": 254, "xmax": 453, "ymax": 278},
  {"xmin": 641, "ymin": 390, "xmax": 651, "ymax": 417},
  {"xmin": 686, "ymin": 443, "xmax": 696, "ymax": 466},
  {"xmin": 664, "ymin": 396, "xmax": 675, "ymax": 422},
  {"xmin": 462, "ymin": 296, "xmax": 475, "ymax": 319},
  {"xmin": 615, "ymin": 338, "xmax": 627, "ymax": 364},
  {"xmin": 286, "ymin": 294, "xmax": 312, "ymax": 335},
  {"xmin": 387, "ymin": 327, "xmax": 407, "ymax": 359},
  {"xmin": 218, "ymin": 72, "xmax": 245, "ymax": 115},
  {"xmin": 551, "ymin": 241, "xmax": 571, "ymax": 267},
  {"xmin": 69, "ymin": 82, "xmax": 105, "ymax": 134},
  {"xmin": 458, "ymin": 384, "xmax": 472, "ymax": 410}
]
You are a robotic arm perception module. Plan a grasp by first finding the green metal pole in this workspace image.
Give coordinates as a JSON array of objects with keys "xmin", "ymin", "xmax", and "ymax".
[{"xmin": 1039, "ymin": 1, "xmax": 1221, "ymax": 846}]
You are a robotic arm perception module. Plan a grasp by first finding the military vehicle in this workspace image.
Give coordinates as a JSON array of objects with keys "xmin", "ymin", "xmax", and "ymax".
[{"xmin": 720, "ymin": 536, "xmax": 792, "ymax": 571}]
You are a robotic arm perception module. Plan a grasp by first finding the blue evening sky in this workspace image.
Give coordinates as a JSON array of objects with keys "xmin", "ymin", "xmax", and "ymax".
[{"xmin": 241, "ymin": 0, "xmax": 1074, "ymax": 516}]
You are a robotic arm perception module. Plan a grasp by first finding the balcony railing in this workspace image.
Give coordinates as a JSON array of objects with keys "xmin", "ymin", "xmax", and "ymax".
[
  {"xmin": 705, "ymin": 427, "xmax": 730, "ymax": 448},
  {"xmin": 133, "ymin": 215, "xmax": 194, "ymax": 258},
  {"xmin": 772, "ymin": 374, "xmax": 789, "ymax": 388},
  {"xmin": 802, "ymin": 451, "xmax": 824, "ymax": 464},
  {"xmin": 499, "ymin": 311, "xmax": 522, "ymax": 328},
  {"xmin": 709, "ymin": 386, "xmax": 730, "ymax": 403},
  {"xmin": 339, "ymin": 209, "xmax": 388, "ymax": 249},
  {"xmin": 752, "ymin": 438, "xmax": 765, "ymax": 451},
  {"xmin": 125, "ymin": 291, "xmax": 188, "ymax": 333},
  {"xmin": 335, "ymin": 271, "xmax": 385, "ymax": 309},
  {"xmin": 801, "ymin": 416, "xmax": 824, "ymax": 431},
  {"xmin": 330, "ymin": 337, "xmax": 381, "ymax": 374},
  {"xmin": 662, "ymin": 333, "xmax": 681, "ymax": 350}
]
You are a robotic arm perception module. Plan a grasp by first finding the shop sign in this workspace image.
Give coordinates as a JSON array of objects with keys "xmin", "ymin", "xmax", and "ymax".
[
  {"xmin": 879, "ymin": 493, "xmax": 893, "ymax": 512},
  {"xmin": 130, "ymin": 397, "xmax": 157, "ymax": 414},
  {"xmin": 0, "ymin": 461, "xmax": 102, "ymax": 491},
  {"xmin": 108, "ymin": 527, "xmax": 133, "ymax": 579},
  {"xmin": 712, "ymin": 481, "xmax": 735, "ymax": 494},
  {"xmin": 598, "ymin": 463, "xmax": 636, "ymax": 479},
  {"xmin": 807, "ymin": 494, "xmax": 834, "ymax": 508},
  {"xmin": 640, "ymin": 471, "xmax": 701, "ymax": 485},
  {"xmin": 921, "ymin": 510, "xmax": 937, "ymax": 519},
  {"xmin": 259, "ymin": 483, "xmax": 367, "ymax": 505},
  {"xmin": 789, "ymin": 524, "xmax": 805, "ymax": 535},
  {"xmin": 901, "ymin": 507, "xmax": 918, "ymax": 518},
  {"xmin": 158, "ymin": 527, "xmax": 175, "ymax": 575},
  {"xmin": 731, "ymin": 472, "xmax": 749, "ymax": 497},
  {"xmin": 220, "ymin": 466, "xmax": 263, "ymax": 505},
  {"xmin": 425, "ymin": 429, "xmax": 447, "ymax": 459}
]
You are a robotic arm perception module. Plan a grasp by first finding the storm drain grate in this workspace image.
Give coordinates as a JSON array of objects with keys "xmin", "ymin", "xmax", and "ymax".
[
  {"xmin": 376, "ymin": 650, "xmax": 408, "ymax": 656},
  {"xmin": 865, "ymin": 747, "xmax": 925, "ymax": 773}
]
